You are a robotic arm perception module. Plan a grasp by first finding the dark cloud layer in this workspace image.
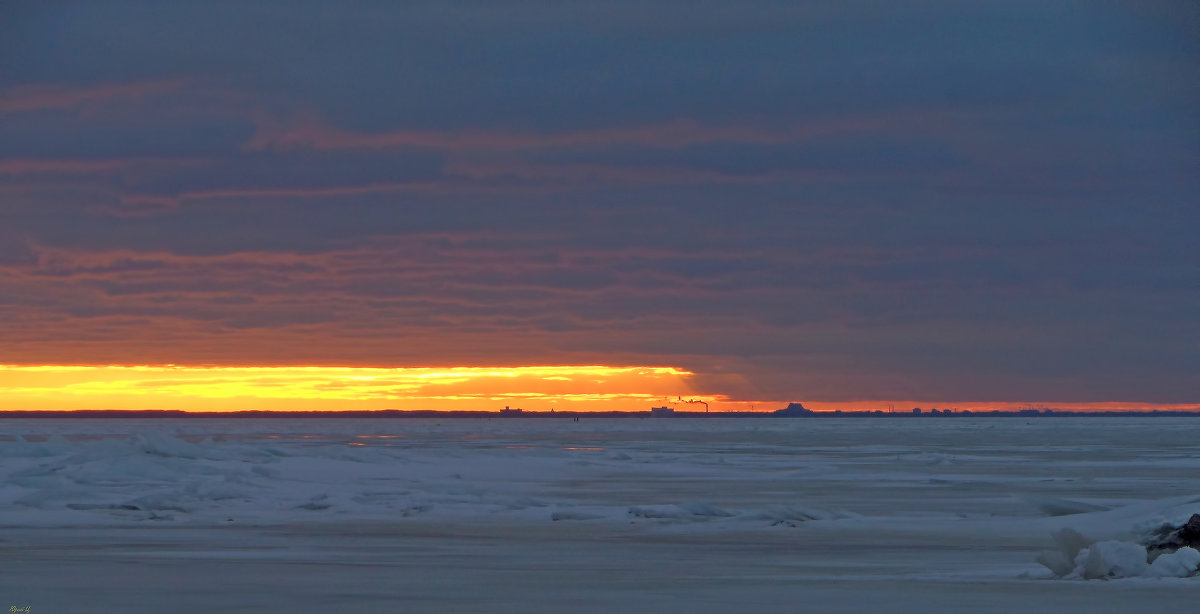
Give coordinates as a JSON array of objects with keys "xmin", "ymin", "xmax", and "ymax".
[{"xmin": 1, "ymin": 1, "xmax": 1197, "ymax": 405}]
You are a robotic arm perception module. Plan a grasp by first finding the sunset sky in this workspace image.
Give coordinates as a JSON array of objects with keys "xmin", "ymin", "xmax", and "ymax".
[{"xmin": 1, "ymin": 1, "xmax": 1196, "ymax": 412}]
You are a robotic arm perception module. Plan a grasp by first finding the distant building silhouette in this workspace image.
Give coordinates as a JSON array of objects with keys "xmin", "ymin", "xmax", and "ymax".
[{"xmin": 773, "ymin": 402, "xmax": 815, "ymax": 417}]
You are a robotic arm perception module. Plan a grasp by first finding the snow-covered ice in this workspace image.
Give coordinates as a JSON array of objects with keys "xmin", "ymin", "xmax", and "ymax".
[{"xmin": 1, "ymin": 417, "xmax": 1197, "ymax": 612}]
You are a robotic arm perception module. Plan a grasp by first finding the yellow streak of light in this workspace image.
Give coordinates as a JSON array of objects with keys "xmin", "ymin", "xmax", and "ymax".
[{"xmin": 0, "ymin": 364, "xmax": 698, "ymax": 412}]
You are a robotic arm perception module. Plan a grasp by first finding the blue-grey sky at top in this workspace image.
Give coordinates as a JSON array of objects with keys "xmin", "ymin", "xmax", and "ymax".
[{"xmin": 0, "ymin": 0, "xmax": 1196, "ymax": 404}]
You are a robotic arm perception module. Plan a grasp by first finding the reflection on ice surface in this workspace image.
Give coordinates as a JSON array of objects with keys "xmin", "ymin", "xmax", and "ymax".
[{"xmin": 2, "ymin": 418, "xmax": 1197, "ymax": 611}]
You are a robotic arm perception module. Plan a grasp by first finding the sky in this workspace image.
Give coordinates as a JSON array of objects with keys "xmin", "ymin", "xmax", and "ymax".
[{"xmin": 0, "ymin": 1, "xmax": 1197, "ymax": 412}]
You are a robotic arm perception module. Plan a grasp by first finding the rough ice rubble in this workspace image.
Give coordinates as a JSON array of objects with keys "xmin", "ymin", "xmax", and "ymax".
[
  {"xmin": 0, "ymin": 430, "xmax": 856, "ymax": 528},
  {"xmin": 1074, "ymin": 540, "xmax": 1152, "ymax": 578},
  {"xmin": 1072, "ymin": 542, "xmax": 1200, "ymax": 579},
  {"xmin": 2, "ymin": 435, "xmax": 274, "ymax": 520},
  {"xmin": 7, "ymin": 416, "xmax": 1200, "ymax": 587},
  {"xmin": 1147, "ymin": 548, "xmax": 1200, "ymax": 578},
  {"xmin": 1037, "ymin": 527, "xmax": 1200, "ymax": 579}
]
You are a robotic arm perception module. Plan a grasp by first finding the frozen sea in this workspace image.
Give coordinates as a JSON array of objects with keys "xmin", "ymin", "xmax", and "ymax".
[{"xmin": 2, "ymin": 417, "xmax": 1197, "ymax": 612}]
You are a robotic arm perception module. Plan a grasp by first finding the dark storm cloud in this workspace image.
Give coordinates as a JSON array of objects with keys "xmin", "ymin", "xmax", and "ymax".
[{"xmin": 0, "ymin": 0, "xmax": 1196, "ymax": 404}]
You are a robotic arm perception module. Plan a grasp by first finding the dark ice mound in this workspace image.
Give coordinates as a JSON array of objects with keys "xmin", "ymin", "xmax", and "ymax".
[{"xmin": 1146, "ymin": 513, "xmax": 1200, "ymax": 555}]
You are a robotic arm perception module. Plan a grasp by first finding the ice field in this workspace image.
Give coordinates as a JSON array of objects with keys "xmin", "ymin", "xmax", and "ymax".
[{"xmin": 2, "ymin": 417, "xmax": 1198, "ymax": 612}]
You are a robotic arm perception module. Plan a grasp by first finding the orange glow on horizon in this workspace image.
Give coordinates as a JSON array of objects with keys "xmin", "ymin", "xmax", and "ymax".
[
  {"xmin": 0, "ymin": 364, "xmax": 709, "ymax": 412},
  {"xmin": 0, "ymin": 364, "xmax": 1192, "ymax": 414}
]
